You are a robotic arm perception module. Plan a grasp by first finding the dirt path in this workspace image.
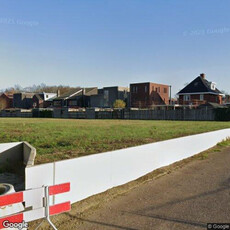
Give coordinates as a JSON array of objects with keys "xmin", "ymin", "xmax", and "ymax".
[{"xmin": 30, "ymin": 146, "xmax": 230, "ymax": 230}]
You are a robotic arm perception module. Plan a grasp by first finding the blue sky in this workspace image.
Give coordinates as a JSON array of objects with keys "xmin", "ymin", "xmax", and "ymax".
[{"xmin": 0, "ymin": 0, "xmax": 230, "ymax": 96}]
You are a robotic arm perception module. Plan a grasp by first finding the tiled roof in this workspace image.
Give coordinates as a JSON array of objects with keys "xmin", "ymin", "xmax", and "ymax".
[
  {"xmin": 53, "ymin": 88, "xmax": 82, "ymax": 100},
  {"xmin": 178, "ymin": 76, "xmax": 223, "ymax": 95},
  {"xmin": 33, "ymin": 94, "xmax": 44, "ymax": 101},
  {"xmin": 0, "ymin": 93, "xmax": 13, "ymax": 99},
  {"xmin": 5, "ymin": 93, "xmax": 13, "ymax": 99},
  {"xmin": 84, "ymin": 87, "xmax": 97, "ymax": 95},
  {"xmin": 53, "ymin": 87, "xmax": 98, "ymax": 100}
]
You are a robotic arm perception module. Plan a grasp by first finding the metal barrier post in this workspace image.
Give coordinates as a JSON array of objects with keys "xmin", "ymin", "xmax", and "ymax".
[
  {"xmin": 35, "ymin": 186, "xmax": 57, "ymax": 230},
  {"xmin": 0, "ymin": 182, "xmax": 70, "ymax": 230}
]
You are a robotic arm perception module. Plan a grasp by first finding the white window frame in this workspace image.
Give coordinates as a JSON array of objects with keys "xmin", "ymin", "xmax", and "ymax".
[
  {"xmin": 183, "ymin": 95, "xmax": 191, "ymax": 101},
  {"xmin": 211, "ymin": 82, "xmax": 216, "ymax": 90}
]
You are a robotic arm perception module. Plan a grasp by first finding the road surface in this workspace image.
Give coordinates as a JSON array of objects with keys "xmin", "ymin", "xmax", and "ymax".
[
  {"xmin": 31, "ymin": 146, "xmax": 230, "ymax": 230},
  {"xmin": 73, "ymin": 147, "xmax": 230, "ymax": 230}
]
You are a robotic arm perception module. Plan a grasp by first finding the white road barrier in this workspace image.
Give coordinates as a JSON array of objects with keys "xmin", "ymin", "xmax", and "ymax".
[
  {"xmin": 26, "ymin": 129, "xmax": 230, "ymax": 205},
  {"xmin": 0, "ymin": 183, "xmax": 71, "ymax": 229}
]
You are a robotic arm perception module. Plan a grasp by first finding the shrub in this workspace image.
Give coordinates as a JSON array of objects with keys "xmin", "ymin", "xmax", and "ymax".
[
  {"xmin": 214, "ymin": 108, "xmax": 230, "ymax": 121},
  {"xmin": 113, "ymin": 100, "xmax": 126, "ymax": 108}
]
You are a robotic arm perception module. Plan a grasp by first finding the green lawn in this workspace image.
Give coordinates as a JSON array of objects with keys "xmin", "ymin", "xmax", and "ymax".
[{"xmin": 0, "ymin": 118, "xmax": 230, "ymax": 164}]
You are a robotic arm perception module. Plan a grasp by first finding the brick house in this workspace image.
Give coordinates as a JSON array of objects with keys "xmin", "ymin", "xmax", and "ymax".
[
  {"xmin": 130, "ymin": 82, "xmax": 170, "ymax": 108},
  {"xmin": 0, "ymin": 93, "xmax": 13, "ymax": 110},
  {"xmin": 223, "ymin": 95, "xmax": 230, "ymax": 105},
  {"xmin": 177, "ymin": 73, "xmax": 224, "ymax": 106}
]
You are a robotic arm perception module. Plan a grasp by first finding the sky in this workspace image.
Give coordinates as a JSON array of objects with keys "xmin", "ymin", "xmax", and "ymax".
[{"xmin": 0, "ymin": 0, "xmax": 230, "ymax": 96}]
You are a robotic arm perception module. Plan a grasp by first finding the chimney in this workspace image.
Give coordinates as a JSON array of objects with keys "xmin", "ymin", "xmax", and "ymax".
[
  {"xmin": 200, "ymin": 73, "xmax": 205, "ymax": 79},
  {"xmin": 57, "ymin": 89, "xmax": 61, "ymax": 97}
]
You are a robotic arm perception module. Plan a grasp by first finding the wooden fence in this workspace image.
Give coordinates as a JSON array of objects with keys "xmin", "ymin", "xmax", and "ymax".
[{"xmin": 0, "ymin": 107, "xmax": 216, "ymax": 121}]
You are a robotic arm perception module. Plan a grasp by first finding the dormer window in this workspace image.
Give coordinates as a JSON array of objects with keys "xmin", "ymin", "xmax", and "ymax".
[{"xmin": 211, "ymin": 82, "xmax": 216, "ymax": 90}]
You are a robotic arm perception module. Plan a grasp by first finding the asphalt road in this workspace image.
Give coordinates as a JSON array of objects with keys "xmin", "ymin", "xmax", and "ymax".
[{"xmin": 75, "ymin": 147, "xmax": 230, "ymax": 230}]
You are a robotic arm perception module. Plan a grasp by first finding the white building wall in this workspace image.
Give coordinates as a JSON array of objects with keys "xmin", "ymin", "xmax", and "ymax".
[{"xmin": 43, "ymin": 93, "xmax": 57, "ymax": 101}]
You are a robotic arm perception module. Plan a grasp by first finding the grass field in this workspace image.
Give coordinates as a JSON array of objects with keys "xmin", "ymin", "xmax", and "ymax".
[{"xmin": 0, "ymin": 118, "xmax": 230, "ymax": 164}]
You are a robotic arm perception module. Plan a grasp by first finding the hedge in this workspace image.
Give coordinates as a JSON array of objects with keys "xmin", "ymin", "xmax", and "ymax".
[{"xmin": 214, "ymin": 108, "xmax": 230, "ymax": 121}]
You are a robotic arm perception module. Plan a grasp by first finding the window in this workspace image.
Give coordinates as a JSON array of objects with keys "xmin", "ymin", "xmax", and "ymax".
[
  {"xmin": 144, "ymin": 85, "xmax": 148, "ymax": 93},
  {"xmin": 155, "ymin": 87, "xmax": 161, "ymax": 93},
  {"xmin": 164, "ymin": 88, "xmax": 167, "ymax": 93},
  {"xmin": 132, "ymin": 86, "xmax": 138, "ymax": 93},
  {"xmin": 104, "ymin": 90, "xmax": 109, "ymax": 107},
  {"xmin": 200, "ymin": 94, "xmax": 204, "ymax": 101},
  {"xmin": 183, "ymin": 95, "xmax": 191, "ymax": 101},
  {"xmin": 211, "ymin": 82, "xmax": 216, "ymax": 90}
]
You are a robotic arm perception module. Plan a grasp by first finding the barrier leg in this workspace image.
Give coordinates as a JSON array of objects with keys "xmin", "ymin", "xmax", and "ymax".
[
  {"xmin": 45, "ymin": 186, "xmax": 57, "ymax": 230},
  {"xmin": 35, "ymin": 186, "xmax": 57, "ymax": 230},
  {"xmin": 34, "ymin": 220, "xmax": 44, "ymax": 230}
]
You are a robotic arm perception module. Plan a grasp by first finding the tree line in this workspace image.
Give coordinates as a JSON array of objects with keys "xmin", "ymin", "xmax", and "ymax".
[{"xmin": 1, "ymin": 83, "xmax": 80, "ymax": 95}]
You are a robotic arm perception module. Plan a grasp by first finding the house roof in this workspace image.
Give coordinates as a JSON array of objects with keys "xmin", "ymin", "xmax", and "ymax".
[
  {"xmin": 198, "ymin": 102, "xmax": 226, "ymax": 109},
  {"xmin": 68, "ymin": 87, "xmax": 98, "ymax": 99},
  {"xmin": 53, "ymin": 88, "xmax": 82, "ymax": 100},
  {"xmin": 15, "ymin": 92, "xmax": 35, "ymax": 96},
  {"xmin": 33, "ymin": 94, "xmax": 44, "ymax": 101},
  {"xmin": 130, "ymin": 82, "xmax": 169, "ymax": 87},
  {"xmin": 0, "ymin": 93, "xmax": 13, "ymax": 99},
  {"xmin": 68, "ymin": 90, "xmax": 83, "ymax": 99},
  {"xmin": 53, "ymin": 87, "xmax": 98, "ymax": 101},
  {"xmin": 4, "ymin": 93, "xmax": 13, "ymax": 99},
  {"xmin": 177, "ymin": 76, "xmax": 224, "ymax": 95},
  {"xmin": 84, "ymin": 87, "xmax": 98, "ymax": 95}
]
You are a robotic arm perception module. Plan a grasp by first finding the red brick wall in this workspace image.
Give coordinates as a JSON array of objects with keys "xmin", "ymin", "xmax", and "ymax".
[
  {"xmin": 0, "ymin": 94, "xmax": 13, "ymax": 109},
  {"xmin": 150, "ymin": 83, "xmax": 169, "ymax": 105},
  {"xmin": 130, "ymin": 83, "xmax": 169, "ymax": 108},
  {"xmin": 179, "ymin": 94, "xmax": 223, "ymax": 105},
  {"xmin": 204, "ymin": 94, "xmax": 222, "ymax": 104}
]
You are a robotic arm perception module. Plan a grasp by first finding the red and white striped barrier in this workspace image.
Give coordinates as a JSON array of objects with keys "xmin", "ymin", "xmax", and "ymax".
[{"xmin": 0, "ymin": 183, "xmax": 71, "ymax": 229}]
